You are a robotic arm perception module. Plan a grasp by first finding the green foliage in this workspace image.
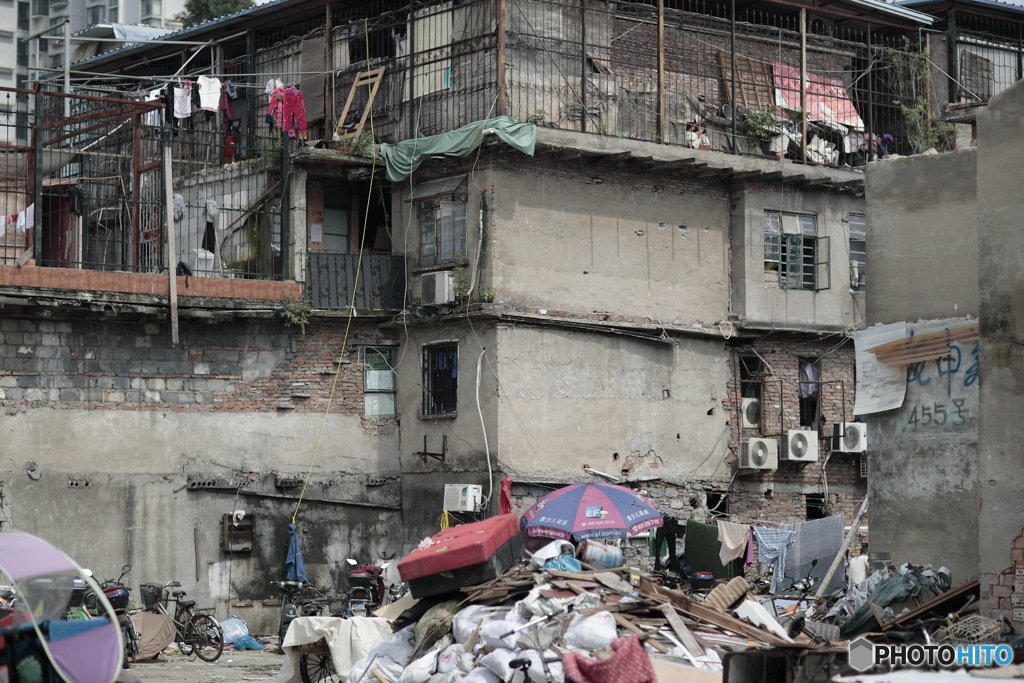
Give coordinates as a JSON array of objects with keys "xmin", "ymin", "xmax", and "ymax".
[
  {"xmin": 451, "ymin": 254, "xmax": 469, "ymax": 299},
  {"xmin": 176, "ymin": 0, "xmax": 254, "ymax": 27},
  {"xmin": 887, "ymin": 38, "xmax": 956, "ymax": 152},
  {"xmin": 481, "ymin": 289, "xmax": 495, "ymax": 303},
  {"xmin": 525, "ymin": 110, "xmax": 547, "ymax": 125},
  {"xmin": 349, "ymin": 132, "xmax": 375, "ymax": 157},
  {"xmin": 745, "ymin": 107, "xmax": 780, "ymax": 143},
  {"xmin": 280, "ymin": 299, "xmax": 312, "ymax": 329},
  {"xmin": 255, "ymin": 135, "xmax": 283, "ymax": 170}
]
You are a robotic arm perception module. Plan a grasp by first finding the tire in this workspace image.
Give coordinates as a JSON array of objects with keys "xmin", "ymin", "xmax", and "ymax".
[
  {"xmin": 176, "ymin": 612, "xmax": 196, "ymax": 657},
  {"xmin": 299, "ymin": 653, "xmax": 341, "ymax": 683},
  {"xmin": 190, "ymin": 614, "xmax": 224, "ymax": 662}
]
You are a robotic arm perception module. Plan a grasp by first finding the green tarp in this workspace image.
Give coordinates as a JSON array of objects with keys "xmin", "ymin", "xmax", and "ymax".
[
  {"xmin": 684, "ymin": 520, "xmax": 735, "ymax": 580},
  {"xmin": 379, "ymin": 116, "xmax": 536, "ymax": 182}
]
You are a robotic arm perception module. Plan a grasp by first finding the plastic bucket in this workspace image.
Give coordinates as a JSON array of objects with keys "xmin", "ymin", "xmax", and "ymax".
[{"xmin": 576, "ymin": 540, "xmax": 623, "ymax": 569}]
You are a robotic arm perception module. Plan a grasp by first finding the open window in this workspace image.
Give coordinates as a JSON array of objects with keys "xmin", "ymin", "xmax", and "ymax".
[
  {"xmin": 764, "ymin": 211, "xmax": 830, "ymax": 291},
  {"xmin": 849, "ymin": 214, "xmax": 865, "ymax": 291},
  {"xmin": 797, "ymin": 357, "xmax": 820, "ymax": 430},
  {"xmin": 739, "ymin": 354, "xmax": 764, "ymax": 431},
  {"xmin": 422, "ymin": 342, "xmax": 458, "ymax": 416}
]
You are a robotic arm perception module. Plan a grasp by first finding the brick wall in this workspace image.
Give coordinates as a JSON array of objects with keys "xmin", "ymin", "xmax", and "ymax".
[{"xmin": 0, "ymin": 312, "xmax": 399, "ymax": 431}]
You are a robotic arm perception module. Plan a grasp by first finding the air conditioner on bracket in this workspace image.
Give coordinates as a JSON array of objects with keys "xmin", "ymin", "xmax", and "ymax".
[
  {"xmin": 741, "ymin": 437, "xmax": 778, "ymax": 470},
  {"xmin": 741, "ymin": 397, "xmax": 762, "ymax": 429},
  {"xmin": 782, "ymin": 429, "xmax": 819, "ymax": 462},
  {"xmin": 443, "ymin": 484, "xmax": 482, "ymax": 512},
  {"xmin": 833, "ymin": 422, "xmax": 868, "ymax": 453},
  {"xmin": 421, "ymin": 271, "xmax": 456, "ymax": 305}
]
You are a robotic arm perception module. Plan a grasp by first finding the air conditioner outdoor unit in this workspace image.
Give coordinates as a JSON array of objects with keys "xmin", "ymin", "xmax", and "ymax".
[
  {"xmin": 741, "ymin": 438, "xmax": 778, "ymax": 470},
  {"xmin": 443, "ymin": 484, "xmax": 482, "ymax": 512},
  {"xmin": 741, "ymin": 397, "xmax": 762, "ymax": 429},
  {"xmin": 782, "ymin": 429, "xmax": 819, "ymax": 462},
  {"xmin": 421, "ymin": 271, "xmax": 456, "ymax": 305},
  {"xmin": 833, "ymin": 422, "xmax": 868, "ymax": 453}
]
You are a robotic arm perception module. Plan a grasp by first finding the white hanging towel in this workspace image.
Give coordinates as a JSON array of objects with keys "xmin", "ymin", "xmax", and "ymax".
[
  {"xmin": 197, "ymin": 75, "xmax": 222, "ymax": 112},
  {"xmin": 173, "ymin": 85, "xmax": 192, "ymax": 119}
]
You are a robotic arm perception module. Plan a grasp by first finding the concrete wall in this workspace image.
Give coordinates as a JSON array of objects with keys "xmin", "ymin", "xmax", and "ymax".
[
  {"xmin": 0, "ymin": 313, "xmax": 402, "ymax": 634},
  {"xmin": 864, "ymin": 150, "xmax": 979, "ymax": 324},
  {"xmin": 732, "ymin": 182, "xmax": 867, "ymax": 331},
  {"xmin": 395, "ymin": 156, "xmax": 732, "ymax": 325},
  {"xmin": 976, "ymin": 82, "xmax": 1024, "ymax": 627},
  {"xmin": 865, "ymin": 324, "xmax": 979, "ymax": 583}
]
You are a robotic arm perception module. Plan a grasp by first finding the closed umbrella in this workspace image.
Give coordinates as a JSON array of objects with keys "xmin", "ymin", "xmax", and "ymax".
[
  {"xmin": 521, "ymin": 482, "xmax": 663, "ymax": 540},
  {"xmin": 284, "ymin": 523, "xmax": 307, "ymax": 583}
]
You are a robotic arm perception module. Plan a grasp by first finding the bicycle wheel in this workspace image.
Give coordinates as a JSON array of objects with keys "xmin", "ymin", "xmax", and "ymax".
[
  {"xmin": 176, "ymin": 611, "xmax": 196, "ymax": 656},
  {"xmin": 190, "ymin": 614, "xmax": 224, "ymax": 662},
  {"xmin": 300, "ymin": 653, "xmax": 341, "ymax": 683}
]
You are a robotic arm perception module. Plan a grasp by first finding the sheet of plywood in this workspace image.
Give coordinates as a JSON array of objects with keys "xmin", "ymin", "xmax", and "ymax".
[{"xmin": 718, "ymin": 52, "xmax": 774, "ymax": 111}]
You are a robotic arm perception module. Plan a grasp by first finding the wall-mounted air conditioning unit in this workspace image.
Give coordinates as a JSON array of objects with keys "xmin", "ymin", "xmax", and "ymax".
[
  {"xmin": 443, "ymin": 484, "xmax": 482, "ymax": 512},
  {"xmin": 833, "ymin": 422, "xmax": 868, "ymax": 453},
  {"xmin": 421, "ymin": 271, "xmax": 456, "ymax": 305},
  {"xmin": 741, "ymin": 397, "xmax": 762, "ymax": 429},
  {"xmin": 740, "ymin": 438, "xmax": 778, "ymax": 470},
  {"xmin": 782, "ymin": 429, "xmax": 819, "ymax": 462}
]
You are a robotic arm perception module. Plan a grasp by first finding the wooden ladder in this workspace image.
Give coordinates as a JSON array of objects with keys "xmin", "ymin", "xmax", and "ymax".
[{"xmin": 333, "ymin": 67, "xmax": 386, "ymax": 143}]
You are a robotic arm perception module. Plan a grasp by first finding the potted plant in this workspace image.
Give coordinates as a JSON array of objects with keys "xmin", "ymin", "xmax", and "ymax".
[{"xmin": 745, "ymin": 107, "xmax": 783, "ymax": 156}]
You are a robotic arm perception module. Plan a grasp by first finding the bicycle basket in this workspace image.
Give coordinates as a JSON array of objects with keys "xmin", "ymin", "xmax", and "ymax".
[{"xmin": 140, "ymin": 583, "xmax": 167, "ymax": 611}]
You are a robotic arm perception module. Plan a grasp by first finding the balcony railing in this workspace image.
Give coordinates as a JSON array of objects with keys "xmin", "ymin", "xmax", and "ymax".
[{"xmin": 306, "ymin": 252, "xmax": 406, "ymax": 311}]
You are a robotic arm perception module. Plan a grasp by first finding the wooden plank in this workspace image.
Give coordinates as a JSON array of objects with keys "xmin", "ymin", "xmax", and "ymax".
[
  {"xmin": 717, "ymin": 52, "xmax": 774, "ymax": 111},
  {"xmin": 660, "ymin": 604, "xmax": 704, "ymax": 657},
  {"xmin": 639, "ymin": 579, "xmax": 792, "ymax": 648},
  {"xmin": 882, "ymin": 579, "xmax": 979, "ymax": 631},
  {"xmin": 614, "ymin": 613, "xmax": 669, "ymax": 654}
]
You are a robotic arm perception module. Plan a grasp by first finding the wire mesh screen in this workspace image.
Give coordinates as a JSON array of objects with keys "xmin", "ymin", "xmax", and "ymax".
[{"xmin": 5, "ymin": 85, "xmax": 287, "ymax": 279}]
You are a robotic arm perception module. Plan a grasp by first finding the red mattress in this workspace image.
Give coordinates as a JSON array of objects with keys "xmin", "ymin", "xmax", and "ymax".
[{"xmin": 398, "ymin": 514, "xmax": 519, "ymax": 582}]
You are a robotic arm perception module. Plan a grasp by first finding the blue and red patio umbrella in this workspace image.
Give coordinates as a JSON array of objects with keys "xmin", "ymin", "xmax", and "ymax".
[{"xmin": 521, "ymin": 482, "xmax": 664, "ymax": 541}]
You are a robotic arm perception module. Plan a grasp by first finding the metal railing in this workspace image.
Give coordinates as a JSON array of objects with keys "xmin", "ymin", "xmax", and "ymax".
[{"xmin": 305, "ymin": 252, "xmax": 406, "ymax": 310}]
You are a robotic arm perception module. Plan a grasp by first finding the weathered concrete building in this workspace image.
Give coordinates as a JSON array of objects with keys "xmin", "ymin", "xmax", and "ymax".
[
  {"xmin": 0, "ymin": 0, "xmax": 944, "ymax": 632},
  {"xmin": 862, "ymin": 79, "xmax": 1024, "ymax": 629}
]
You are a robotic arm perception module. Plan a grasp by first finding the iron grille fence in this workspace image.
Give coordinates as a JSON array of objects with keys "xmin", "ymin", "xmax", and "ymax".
[{"xmin": 306, "ymin": 252, "xmax": 406, "ymax": 310}]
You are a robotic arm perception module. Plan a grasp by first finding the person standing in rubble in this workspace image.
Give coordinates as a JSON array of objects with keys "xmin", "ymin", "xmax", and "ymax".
[{"xmin": 848, "ymin": 544, "xmax": 869, "ymax": 587}]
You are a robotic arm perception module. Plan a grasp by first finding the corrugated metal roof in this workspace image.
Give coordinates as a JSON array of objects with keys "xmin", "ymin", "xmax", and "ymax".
[{"xmin": 898, "ymin": 0, "xmax": 1024, "ymax": 15}]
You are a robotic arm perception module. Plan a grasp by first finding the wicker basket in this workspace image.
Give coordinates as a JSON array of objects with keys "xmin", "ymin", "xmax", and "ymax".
[
  {"xmin": 140, "ymin": 583, "xmax": 168, "ymax": 611},
  {"xmin": 942, "ymin": 614, "xmax": 1004, "ymax": 646}
]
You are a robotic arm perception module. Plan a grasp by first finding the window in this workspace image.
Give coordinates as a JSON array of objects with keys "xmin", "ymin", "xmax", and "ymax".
[
  {"xmin": 763, "ymin": 211, "xmax": 830, "ymax": 291},
  {"xmin": 422, "ymin": 342, "xmax": 457, "ymax": 415},
  {"xmin": 48, "ymin": 53, "xmax": 61, "ymax": 69},
  {"xmin": 805, "ymin": 493, "xmax": 827, "ymax": 520},
  {"xmin": 141, "ymin": 0, "xmax": 160, "ymax": 16},
  {"xmin": 415, "ymin": 177, "xmax": 467, "ymax": 266},
  {"xmin": 739, "ymin": 354, "xmax": 764, "ymax": 430},
  {"xmin": 16, "ymin": 41, "xmax": 27, "ymax": 67},
  {"xmin": 86, "ymin": 4, "xmax": 105, "ymax": 24},
  {"xmin": 797, "ymin": 357, "xmax": 819, "ymax": 429},
  {"xmin": 31, "ymin": 0, "xmax": 46, "ymax": 15},
  {"xmin": 364, "ymin": 346, "xmax": 396, "ymax": 416},
  {"xmin": 849, "ymin": 214, "xmax": 865, "ymax": 291},
  {"xmin": 18, "ymin": 2, "xmax": 28, "ymax": 29},
  {"xmin": 108, "ymin": 0, "xmax": 117, "ymax": 21}
]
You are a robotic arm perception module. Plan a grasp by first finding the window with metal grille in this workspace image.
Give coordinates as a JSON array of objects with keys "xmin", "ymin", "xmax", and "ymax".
[
  {"xmin": 364, "ymin": 346, "xmax": 397, "ymax": 416},
  {"xmin": 849, "ymin": 214, "xmax": 866, "ymax": 291},
  {"xmin": 763, "ymin": 210, "xmax": 830, "ymax": 291},
  {"xmin": 960, "ymin": 50, "xmax": 993, "ymax": 102},
  {"xmin": 422, "ymin": 342, "xmax": 457, "ymax": 416}
]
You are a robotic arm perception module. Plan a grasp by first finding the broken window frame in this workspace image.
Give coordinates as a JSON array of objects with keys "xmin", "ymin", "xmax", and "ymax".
[
  {"xmin": 763, "ymin": 211, "xmax": 830, "ymax": 291},
  {"xmin": 849, "ymin": 213, "xmax": 866, "ymax": 291},
  {"xmin": 797, "ymin": 357, "xmax": 820, "ymax": 430},
  {"xmin": 422, "ymin": 342, "xmax": 458, "ymax": 417},
  {"xmin": 364, "ymin": 346, "xmax": 397, "ymax": 416},
  {"xmin": 416, "ymin": 183, "xmax": 467, "ymax": 267}
]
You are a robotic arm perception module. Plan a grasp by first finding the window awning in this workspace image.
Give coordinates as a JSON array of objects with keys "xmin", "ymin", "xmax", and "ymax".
[{"xmin": 407, "ymin": 174, "xmax": 467, "ymax": 203}]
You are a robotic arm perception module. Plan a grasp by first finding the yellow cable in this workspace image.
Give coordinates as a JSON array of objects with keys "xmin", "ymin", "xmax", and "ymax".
[{"xmin": 291, "ymin": 20, "xmax": 378, "ymax": 524}]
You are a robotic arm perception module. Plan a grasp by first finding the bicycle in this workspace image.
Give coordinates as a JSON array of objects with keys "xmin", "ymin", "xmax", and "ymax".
[{"xmin": 141, "ymin": 581, "xmax": 224, "ymax": 662}]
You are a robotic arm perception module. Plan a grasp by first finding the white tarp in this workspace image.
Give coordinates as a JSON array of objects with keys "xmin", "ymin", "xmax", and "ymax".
[
  {"xmin": 852, "ymin": 322, "xmax": 908, "ymax": 416},
  {"xmin": 277, "ymin": 616, "xmax": 393, "ymax": 683}
]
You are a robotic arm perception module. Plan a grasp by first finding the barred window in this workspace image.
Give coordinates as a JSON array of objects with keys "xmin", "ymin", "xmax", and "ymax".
[{"xmin": 422, "ymin": 343, "xmax": 457, "ymax": 416}]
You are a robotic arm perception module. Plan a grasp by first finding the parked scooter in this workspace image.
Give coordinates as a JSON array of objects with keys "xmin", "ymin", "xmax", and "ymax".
[
  {"xmin": 344, "ymin": 559, "xmax": 389, "ymax": 617},
  {"xmin": 85, "ymin": 564, "xmax": 140, "ymax": 666}
]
